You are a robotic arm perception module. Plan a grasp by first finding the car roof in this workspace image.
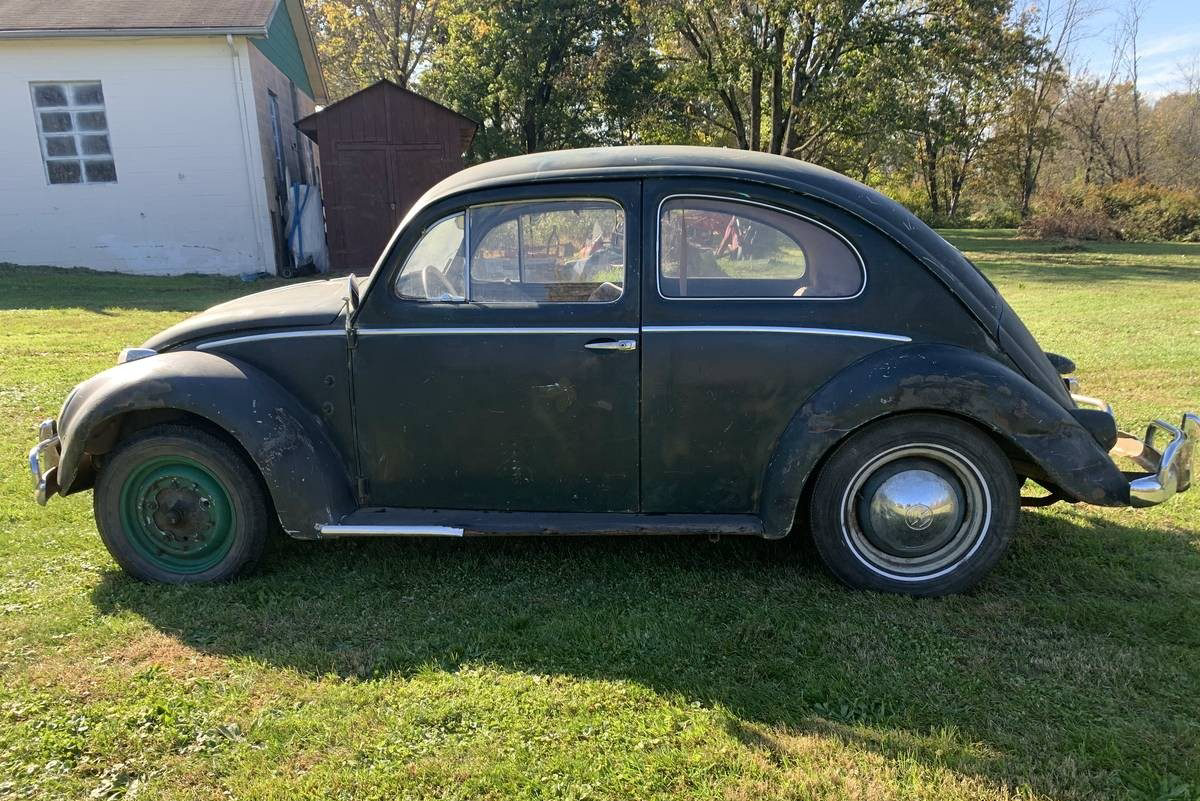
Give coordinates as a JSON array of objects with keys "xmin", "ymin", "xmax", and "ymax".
[
  {"xmin": 402, "ymin": 146, "xmax": 1001, "ymax": 332},
  {"xmin": 424, "ymin": 145, "xmax": 860, "ymax": 200}
]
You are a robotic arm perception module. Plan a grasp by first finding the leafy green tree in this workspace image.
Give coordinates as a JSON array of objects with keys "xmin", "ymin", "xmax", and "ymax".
[
  {"xmin": 902, "ymin": 1, "xmax": 1026, "ymax": 220},
  {"xmin": 420, "ymin": 0, "xmax": 663, "ymax": 159},
  {"xmin": 992, "ymin": 0, "xmax": 1087, "ymax": 217},
  {"xmin": 305, "ymin": 0, "xmax": 445, "ymax": 100},
  {"xmin": 641, "ymin": 0, "xmax": 975, "ymax": 158}
]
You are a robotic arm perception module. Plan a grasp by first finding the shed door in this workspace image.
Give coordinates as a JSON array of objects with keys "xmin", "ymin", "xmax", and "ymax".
[
  {"xmin": 387, "ymin": 145, "xmax": 453, "ymax": 227},
  {"xmin": 329, "ymin": 145, "xmax": 395, "ymax": 271}
]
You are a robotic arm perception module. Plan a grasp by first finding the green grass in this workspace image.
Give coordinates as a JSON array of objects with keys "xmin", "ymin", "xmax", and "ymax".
[{"xmin": 1, "ymin": 234, "xmax": 1198, "ymax": 800}]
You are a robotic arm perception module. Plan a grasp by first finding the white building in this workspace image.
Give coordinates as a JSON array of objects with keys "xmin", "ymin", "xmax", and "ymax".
[{"xmin": 0, "ymin": 0, "xmax": 327, "ymax": 275}]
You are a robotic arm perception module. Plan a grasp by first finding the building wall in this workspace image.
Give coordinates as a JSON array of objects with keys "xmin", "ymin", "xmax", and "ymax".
[
  {"xmin": 250, "ymin": 0, "xmax": 314, "ymax": 99},
  {"xmin": 0, "ymin": 36, "xmax": 273, "ymax": 275},
  {"xmin": 246, "ymin": 43, "xmax": 317, "ymax": 216}
]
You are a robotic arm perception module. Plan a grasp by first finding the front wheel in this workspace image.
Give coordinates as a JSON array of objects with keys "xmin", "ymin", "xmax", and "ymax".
[
  {"xmin": 809, "ymin": 414, "xmax": 1018, "ymax": 596},
  {"xmin": 94, "ymin": 424, "xmax": 269, "ymax": 583}
]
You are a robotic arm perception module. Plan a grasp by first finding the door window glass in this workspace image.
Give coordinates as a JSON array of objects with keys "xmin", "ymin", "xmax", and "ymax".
[
  {"xmin": 659, "ymin": 197, "xmax": 863, "ymax": 298},
  {"xmin": 470, "ymin": 199, "xmax": 625, "ymax": 303},
  {"xmin": 394, "ymin": 213, "xmax": 466, "ymax": 300}
]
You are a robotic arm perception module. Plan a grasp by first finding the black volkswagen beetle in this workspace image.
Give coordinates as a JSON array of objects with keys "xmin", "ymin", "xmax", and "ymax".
[{"xmin": 30, "ymin": 147, "xmax": 1197, "ymax": 595}]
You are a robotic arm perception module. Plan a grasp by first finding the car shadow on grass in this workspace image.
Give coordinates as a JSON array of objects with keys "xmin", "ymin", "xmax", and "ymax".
[{"xmin": 90, "ymin": 510, "xmax": 1200, "ymax": 793}]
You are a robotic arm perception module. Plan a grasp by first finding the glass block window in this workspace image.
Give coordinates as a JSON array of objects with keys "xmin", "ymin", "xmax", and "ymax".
[{"xmin": 30, "ymin": 82, "xmax": 117, "ymax": 185}]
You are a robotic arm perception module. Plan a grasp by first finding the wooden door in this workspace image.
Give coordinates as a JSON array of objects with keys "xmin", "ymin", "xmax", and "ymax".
[
  {"xmin": 328, "ymin": 145, "xmax": 394, "ymax": 272},
  {"xmin": 387, "ymin": 145, "xmax": 452, "ymax": 225}
]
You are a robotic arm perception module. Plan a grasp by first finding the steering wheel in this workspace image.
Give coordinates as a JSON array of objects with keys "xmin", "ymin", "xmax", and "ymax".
[{"xmin": 420, "ymin": 265, "xmax": 459, "ymax": 300}]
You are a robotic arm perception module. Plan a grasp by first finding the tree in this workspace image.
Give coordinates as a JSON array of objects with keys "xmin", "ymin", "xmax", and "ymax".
[
  {"xmin": 421, "ymin": 0, "xmax": 660, "ymax": 159},
  {"xmin": 1115, "ymin": 0, "xmax": 1148, "ymax": 178},
  {"xmin": 643, "ymin": 0, "xmax": 949, "ymax": 158},
  {"xmin": 997, "ymin": 0, "xmax": 1089, "ymax": 217},
  {"xmin": 305, "ymin": 0, "xmax": 444, "ymax": 99},
  {"xmin": 903, "ymin": 1, "xmax": 1025, "ymax": 219}
]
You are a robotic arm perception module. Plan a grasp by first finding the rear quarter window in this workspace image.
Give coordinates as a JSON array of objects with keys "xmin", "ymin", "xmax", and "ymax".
[{"xmin": 658, "ymin": 196, "xmax": 863, "ymax": 299}]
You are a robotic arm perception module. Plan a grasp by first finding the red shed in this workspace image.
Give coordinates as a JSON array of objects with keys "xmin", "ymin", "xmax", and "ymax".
[{"xmin": 297, "ymin": 80, "xmax": 476, "ymax": 272}]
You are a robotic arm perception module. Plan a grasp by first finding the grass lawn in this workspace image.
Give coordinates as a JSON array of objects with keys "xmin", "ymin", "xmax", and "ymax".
[{"xmin": 1, "ymin": 231, "xmax": 1198, "ymax": 800}]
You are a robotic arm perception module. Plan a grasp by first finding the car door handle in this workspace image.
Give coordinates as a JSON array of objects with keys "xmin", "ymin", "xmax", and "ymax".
[{"xmin": 584, "ymin": 338, "xmax": 638, "ymax": 352}]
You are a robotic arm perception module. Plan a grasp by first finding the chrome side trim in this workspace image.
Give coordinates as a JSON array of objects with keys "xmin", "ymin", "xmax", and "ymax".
[
  {"xmin": 195, "ymin": 326, "xmax": 906, "ymax": 345},
  {"xmin": 195, "ymin": 329, "xmax": 346, "ymax": 350},
  {"xmin": 654, "ymin": 193, "xmax": 867, "ymax": 302},
  {"xmin": 641, "ymin": 325, "xmax": 910, "ymax": 343},
  {"xmin": 318, "ymin": 524, "xmax": 464, "ymax": 538},
  {"xmin": 358, "ymin": 327, "xmax": 641, "ymax": 337}
]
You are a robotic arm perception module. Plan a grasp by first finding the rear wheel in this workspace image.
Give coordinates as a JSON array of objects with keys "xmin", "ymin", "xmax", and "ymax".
[
  {"xmin": 94, "ymin": 424, "xmax": 268, "ymax": 583},
  {"xmin": 808, "ymin": 414, "xmax": 1018, "ymax": 596}
]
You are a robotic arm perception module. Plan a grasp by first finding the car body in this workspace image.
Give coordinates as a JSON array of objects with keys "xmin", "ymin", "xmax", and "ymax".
[{"xmin": 29, "ymin": 146, "xmax": 1198, "ymax": 594}]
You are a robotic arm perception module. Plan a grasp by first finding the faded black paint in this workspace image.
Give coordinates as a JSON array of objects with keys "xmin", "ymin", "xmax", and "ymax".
[
  {"xmin": 55, "ymin": 351, "xmax": 355, "ymax": 537},
  {"xmin": 758, "ymin": 344, "xmax": 1131, "ymax": 539},
  {"xmin": 47, "ymin": 147, "xmax": 1144, "ymax": 540}
]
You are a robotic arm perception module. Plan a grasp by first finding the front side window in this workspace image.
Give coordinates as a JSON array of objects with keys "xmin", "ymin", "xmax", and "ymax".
[
  {"xmin": 659, "ymin": 197, "xmax": 862, "ymax": 298},
  {"xmin": 31, "ymin": 81, "xmax": 117, "ymax": 185},
  {"xmin": 470, "ymin": 200, "xmax": 625, "ymax": 303},
  {"xmin": 395, "ymin": 213, "xmax": 466, "ymax": 300},
  {"xmin": 394, "ymin": 199, "xmax": 626, "ymax": 303}
]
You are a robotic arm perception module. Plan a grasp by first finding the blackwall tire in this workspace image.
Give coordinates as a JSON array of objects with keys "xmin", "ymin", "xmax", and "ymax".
[
  {"xmin": 93, "ymin": 424, "xmax": 269, "ymax": 584},
  {"xmin": 808, "ymin": 414, "xmax": 1018, "ymax": 596}
]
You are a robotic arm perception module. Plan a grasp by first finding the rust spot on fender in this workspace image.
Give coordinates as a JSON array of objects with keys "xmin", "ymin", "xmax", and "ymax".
[{"xmin": 257, "ymin": 408, "xmax": 316, "ymax": 477}]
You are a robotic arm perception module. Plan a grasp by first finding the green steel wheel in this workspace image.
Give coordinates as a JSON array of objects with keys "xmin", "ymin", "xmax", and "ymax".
[{"xmin": 95, "ymin": 424, "xmax": 269, "ymax": 583}]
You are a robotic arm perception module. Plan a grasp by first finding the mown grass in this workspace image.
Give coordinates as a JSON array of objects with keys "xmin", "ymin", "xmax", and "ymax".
[{"xmin": 0, "ymin": 234, "xmax": 1198, "ymax": 800}]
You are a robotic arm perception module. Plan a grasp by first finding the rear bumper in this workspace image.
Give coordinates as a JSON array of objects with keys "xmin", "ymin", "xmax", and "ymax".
[
  {"xmin": 1075, "ymin": 395, "xmax": 1199, "ymax": 507},
  {"xmin": 29, "ymin": 418, "xmax": 60, "ymax": 506}
]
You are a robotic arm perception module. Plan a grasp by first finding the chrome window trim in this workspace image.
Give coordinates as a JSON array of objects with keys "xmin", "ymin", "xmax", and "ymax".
[
  {"xmin": 641, "ymin": 325, "xmax": 909, "ymax": 343},
  {"xmin": 391, "ymin": 196, "xmax": 630, "ymax": 306},
  {"xmin": 654, "ymin": 193, "xmax": 867, "ymax": 302}
]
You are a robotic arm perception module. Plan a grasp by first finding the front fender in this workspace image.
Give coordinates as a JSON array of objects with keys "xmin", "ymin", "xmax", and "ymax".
[
  {"xmin": 759, "ymin": 344, "xmax": 1130, "ymax": 538},
  {"xmin": 57, "ymin": 351, "xmax": 356, "ymax": 537}
]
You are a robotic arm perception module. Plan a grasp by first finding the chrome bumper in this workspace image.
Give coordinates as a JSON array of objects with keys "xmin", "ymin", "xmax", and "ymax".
[
  {"xmin": 1080, "ymin": 393, "xmax": 1200, "ymax": 507},
  {"xmin": 29, "ymin": 418, "xmax": 61, "ymax": 506}
]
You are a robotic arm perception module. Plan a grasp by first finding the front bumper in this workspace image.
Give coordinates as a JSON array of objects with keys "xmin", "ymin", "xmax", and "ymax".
[
  {"xmin": 1075, "ymin": 395, "xmax": 1199, "ymax": 507},
  {"xmin": 29, "ymin": 418, "xmax": 60, "ymax": 506}
]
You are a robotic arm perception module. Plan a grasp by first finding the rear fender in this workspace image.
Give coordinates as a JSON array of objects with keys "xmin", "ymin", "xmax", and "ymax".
[
  {"xmin": 57, "ymin": 350, "xmax": 355, "ymax": 538},
  {"xmin": 759, "ymin": 344, "xmax": 1129, "ymax": 538}
]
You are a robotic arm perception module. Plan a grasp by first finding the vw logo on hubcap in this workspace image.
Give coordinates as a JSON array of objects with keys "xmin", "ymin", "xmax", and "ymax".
[{"xmin": 902, "ymin": 503, "xmax": 935, "ymax": 530}]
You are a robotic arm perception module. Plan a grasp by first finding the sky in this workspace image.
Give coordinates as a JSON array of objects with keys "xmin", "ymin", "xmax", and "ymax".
[{"xmin": 1068, "ymin": 0, "xmax": 1199, "ymax": 97}]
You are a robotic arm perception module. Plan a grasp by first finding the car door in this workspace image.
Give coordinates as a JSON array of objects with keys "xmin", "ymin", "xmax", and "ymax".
[
  {"xmin": 352, "ymin": 180, "xmax": 641, "ymax": 512},
  {"xmin": 639, "ymin": 177, "xmax": 892, "ymax": 515}
]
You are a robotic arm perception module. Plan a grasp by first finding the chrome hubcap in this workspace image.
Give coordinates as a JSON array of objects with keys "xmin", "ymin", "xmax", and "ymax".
[
  {"xmin": 841, "ymin": 444, "xmax": 990, "ymax": 580},
  {"xmin": 860, "ymin": 463, "xmax": 965, "ymax": 558}
]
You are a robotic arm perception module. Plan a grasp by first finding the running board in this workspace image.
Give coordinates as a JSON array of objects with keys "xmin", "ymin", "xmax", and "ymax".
[{"xmin": 317, "ymin": 509, "xmax": 765, "ymax": 538}]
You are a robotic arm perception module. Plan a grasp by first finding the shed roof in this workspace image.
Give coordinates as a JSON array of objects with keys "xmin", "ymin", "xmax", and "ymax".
[
  {"xmin": 0, "ymin": 0, "xmax": 278, "ymax": 36},
  {"xmin": 296, "ymin": 80, "xmax": 477, "ymax": 148}
]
